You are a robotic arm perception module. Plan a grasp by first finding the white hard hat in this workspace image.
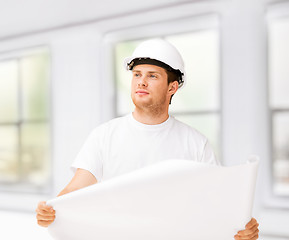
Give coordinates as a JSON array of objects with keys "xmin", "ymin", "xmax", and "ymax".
[{"xmin": 124, "ymin": 39, "xmax": 185, "ymax": 88}]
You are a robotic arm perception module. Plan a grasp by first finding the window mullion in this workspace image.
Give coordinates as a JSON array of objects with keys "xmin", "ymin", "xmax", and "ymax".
[{"xmin": 17, "ymin": 58, "xmax": 23, "ymax": 183}]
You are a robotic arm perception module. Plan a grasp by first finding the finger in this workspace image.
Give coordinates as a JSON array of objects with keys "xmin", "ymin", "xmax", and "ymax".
[
  {"xmin": 246, "ymin": 218, "xmax": 257, "ymax": 229},
  {"xmin": 37, "ymin": 201, "xmax": 54, "ymax": 212},
  {"xmin": 37, "ymin": 201, "xmax": 53, "ymax": 211},
  {"xmin": 252, "ymin": 233, "xmax": 259, "ymax": 240},
  {"xmin": 237, "ymin": 227, "xmax": 259, "ymax": 238},
  {"xmin": 37, "ymin": 220, "xmax": 54, "ymax": 227},
  {"xmin": 235, "ymin": 228, "xmax": 259, "ymax": 240},
  {"xmin": 41, "ymin": 202, "xmax": 54, "ymax": 211},
  {"xmin": 235, "ymin": 233, "xmax": 259, "ymax": 240},
  {"xmin": 35, "ymin": 208, "xmax": 55, "ymax": 215},
  {"xmin": 36, "ymin": 213, "xmax": 56, "ymax": 221},
  {"xmin": 244, "ymin": 228, "xmax": 259, "ymax": 239},
  {"xmin": 36, "ymin": 208, "xmax": 55, "ymax": 216},
  {"xmin": 238, "ymin": 223, "xmax": 259, "ymax": 236}
]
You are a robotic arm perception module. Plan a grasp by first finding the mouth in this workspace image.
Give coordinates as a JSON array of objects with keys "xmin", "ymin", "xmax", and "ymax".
[{"xmin": 135, "ymin": 90, "xmax": 149, "ymax": 95}]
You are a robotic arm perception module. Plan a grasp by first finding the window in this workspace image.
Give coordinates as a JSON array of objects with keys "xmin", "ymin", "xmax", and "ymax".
[
  {"xmin": 268, "ymin": 15, "xmax": 289, "ymax": 197},
  {"xmin": 0, "ymin": 47, "xmax": 51, "ymax": 194},
  {"xmin": 114, "ymin": 28, "xmax": 221, "ymax": 159}
]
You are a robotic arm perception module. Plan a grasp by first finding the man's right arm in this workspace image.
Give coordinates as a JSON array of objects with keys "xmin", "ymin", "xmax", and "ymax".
[{"xmin": 36, "ymin": 168, "xmax": 97, "ymax": 227}]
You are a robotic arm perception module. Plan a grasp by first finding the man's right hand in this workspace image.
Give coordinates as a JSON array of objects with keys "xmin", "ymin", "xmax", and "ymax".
[
  {"xmin": 36, "ymin": 201, "xmax": 56, "ymax": 227},
  {"xmin": 35, "ymin": 169, "xmax": 97, "ymax": 227}
]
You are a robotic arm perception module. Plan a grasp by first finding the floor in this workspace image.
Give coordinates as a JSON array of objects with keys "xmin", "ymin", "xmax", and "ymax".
[{"xmin": 0, "ymin": 210, "xmax": 52, "ymax": 240}]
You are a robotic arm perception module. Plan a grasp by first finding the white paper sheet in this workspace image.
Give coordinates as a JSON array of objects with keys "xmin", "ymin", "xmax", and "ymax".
[{"xmin": 47, "ymin": 157, "xmax": 259, "ymax": 240}]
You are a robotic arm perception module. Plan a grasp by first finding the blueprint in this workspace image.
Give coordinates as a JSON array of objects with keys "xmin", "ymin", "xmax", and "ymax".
[{"xmin": 47, "ymin": 157, "xmax": 259, "ymax": 240}]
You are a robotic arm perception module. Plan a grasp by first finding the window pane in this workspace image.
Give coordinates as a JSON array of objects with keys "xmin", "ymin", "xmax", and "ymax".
[
  {"xmin": 272, "ymin": 112, "xmax": 289, "ymax": 196},
  {"xmin": 114, "ymin": 31, "xmax": 221, "ymax": 160},
  {"xmin": 115, "ymin": 40, "xmax": 143, "ymax": 116},
  {"xmin": 166, "ymin": 30, "xmax": 220, "ymax": 112},
  {"xmin": 0, "ymin": 60, "xmax": 18, "ymax": 122},
  {"xmin": 20, "ymin": 51, "xmax": 50, "ymax": 121},
  {"xmin": 268, "ymin": 17, "xmax": 289, "ymax": 108},
  {"xmin": 0, "ymin": 48, "xmax": 51, "ymax": 194},
  {"xmin": 174, "ymin": 114, "xmax": 220, "ymax": 161},
  {"xmin": 114, "ymin": 31, "xmax": 220, "ymax": 115},
  {"xmin": 0, "ymin": 126, "xmax": 19, "ymax": 183},
  {"xmin": 20, "ymin": 123, "xmax": 50, "ymax": 187}
]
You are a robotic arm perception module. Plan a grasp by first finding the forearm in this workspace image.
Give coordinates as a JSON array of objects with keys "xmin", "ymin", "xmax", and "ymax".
[
  {"xmin": 57, "ymin": 168, "xmax": 97, "ymax": 197},
  {"xmin": 57, "ymin": 187, "xmax": 76, "ymax": 197}
]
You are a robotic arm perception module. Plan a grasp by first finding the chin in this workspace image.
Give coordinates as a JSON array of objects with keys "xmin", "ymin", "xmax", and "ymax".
[{"xmin": 132, "ymin": 99, "xmax": 153, "ymax": 109}]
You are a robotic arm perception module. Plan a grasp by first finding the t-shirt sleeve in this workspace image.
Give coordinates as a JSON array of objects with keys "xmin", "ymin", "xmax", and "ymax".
[
  {"xmin": 71, "ymin": 126, "xmax": 104, "ymax": 181},
  {"xmin": 200, "ymin": 140, "xmax": 221, "ymax": 166}
]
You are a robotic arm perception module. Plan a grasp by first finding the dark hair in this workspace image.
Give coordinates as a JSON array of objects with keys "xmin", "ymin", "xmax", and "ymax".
[
  {"xmin": 129, "ymin": 58, "xmax": 183, "ymax": 85},
  {"xmin": 166, "ymin": 70, "xmax": 179, "ymax": 104}
]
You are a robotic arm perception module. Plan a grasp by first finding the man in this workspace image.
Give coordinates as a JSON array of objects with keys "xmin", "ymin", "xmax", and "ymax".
[{"xmin": 36, "ymin": 39, "xmax": 259, "ymax": 240}]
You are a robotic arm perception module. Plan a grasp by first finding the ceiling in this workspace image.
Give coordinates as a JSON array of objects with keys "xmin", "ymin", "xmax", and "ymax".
[{"xmin": 0, "ymin": 0, "xmax": 195, "ymax": 40}]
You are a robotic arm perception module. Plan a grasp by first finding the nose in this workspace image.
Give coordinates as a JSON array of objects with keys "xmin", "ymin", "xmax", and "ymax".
[{"xmin": 137, "ymin": 76, "xmax": 148, "ymax": 87}]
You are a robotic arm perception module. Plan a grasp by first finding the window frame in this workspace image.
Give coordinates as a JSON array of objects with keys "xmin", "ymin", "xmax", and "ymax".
[
  {"xmin": 265, "ymin": 2, "xmax": 289, "ymax": 208},
  {"xmin": 0, "ymin": 46, "xmax": 53, "ymax": 209},
  {"xmin": 101, "ymin": 13, "xmax": 222, "ymax": 160}
]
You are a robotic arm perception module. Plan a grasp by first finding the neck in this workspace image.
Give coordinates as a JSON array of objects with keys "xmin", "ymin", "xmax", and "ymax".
[{"xmin": 132, "ymin": 107, "xmax": 169, "ymax": 125}]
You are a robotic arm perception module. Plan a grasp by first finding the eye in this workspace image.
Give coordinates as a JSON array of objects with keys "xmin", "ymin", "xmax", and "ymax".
[
  {"xmin": 133, "ymin": 72, "xmax": 141, "ymax": 77},
  {"xmin": 149, "ymin": 74, "xmax": 157, "ymax": 79}
]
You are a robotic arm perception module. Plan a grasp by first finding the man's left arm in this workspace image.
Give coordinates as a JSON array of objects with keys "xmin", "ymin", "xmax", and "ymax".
[{"xmin": 234, "ymin": 218, "xmax": 259, "ymax": 240}]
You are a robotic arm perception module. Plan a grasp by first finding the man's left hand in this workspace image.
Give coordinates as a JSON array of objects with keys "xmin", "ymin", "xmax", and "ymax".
[{"xmin": 234, "ymin": 218, "xmax": 259, "ymax": 240}]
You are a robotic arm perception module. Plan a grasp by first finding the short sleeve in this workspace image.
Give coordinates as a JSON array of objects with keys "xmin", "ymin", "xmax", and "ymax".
[
  {"xmin": 200, "ymin": 140, "xmax": 221, "ymax": 166},
  {"xmin": 71, "ymin": 126, "xmax": 105, "ymax": 181}
]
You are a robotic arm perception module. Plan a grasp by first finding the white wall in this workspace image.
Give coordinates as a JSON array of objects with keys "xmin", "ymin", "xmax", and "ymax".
[
  {"xmin": 1, "ymin": 0, "xmax": 289, "ymax": 239},
  {"xmin": 50, "ymin": 26, "xmax": 103, "ymax": 195},
  {"xmin": 0, "ymin": 24, "xmax": 103, "ymax": 239}
]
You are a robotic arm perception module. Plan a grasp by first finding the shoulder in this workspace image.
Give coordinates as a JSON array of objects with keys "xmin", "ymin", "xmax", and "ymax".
[
  {"xmin": 170, "ymin": 117, "xmax": 208, "ymax": 143},
  {"xmin": 170, "ymin": 117, "xmax": 219, "ymax": 164}
]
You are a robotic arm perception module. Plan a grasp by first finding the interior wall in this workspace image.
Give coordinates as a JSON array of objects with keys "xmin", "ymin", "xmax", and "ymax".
[
  {"xmin": 0, "ymin": 0, "xmax": 288, "ymax": 239},
  {"xmin": 0, "ymin": 24, "xmax": 103, "ymax": 238}
]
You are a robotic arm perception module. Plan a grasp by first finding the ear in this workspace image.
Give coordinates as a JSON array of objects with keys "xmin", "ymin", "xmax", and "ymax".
[{"xmin": 168, "ymin": 81, "xmax": 179, "ymax": 95}]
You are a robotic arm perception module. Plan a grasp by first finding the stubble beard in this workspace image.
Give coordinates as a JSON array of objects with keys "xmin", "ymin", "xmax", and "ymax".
[{"xmin": 132, "ymin": 95, "xmax": 168, "ymax": 117}]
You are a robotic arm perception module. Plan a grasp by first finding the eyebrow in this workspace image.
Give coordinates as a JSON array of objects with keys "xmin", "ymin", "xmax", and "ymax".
[{"xmin": 132, "ymin": 70, "xmax": 161, "ymax": 74}]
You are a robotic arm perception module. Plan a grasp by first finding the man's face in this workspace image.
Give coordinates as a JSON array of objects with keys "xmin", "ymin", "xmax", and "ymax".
[{"xmin": 131, "ymin": 64, "xmax": 174, "ymax": 111}]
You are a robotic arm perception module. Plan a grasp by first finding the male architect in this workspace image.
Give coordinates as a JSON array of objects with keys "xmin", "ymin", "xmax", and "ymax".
[{"xmin": 36, "ymin": 39, "xmax": 259, "ymax": 240}]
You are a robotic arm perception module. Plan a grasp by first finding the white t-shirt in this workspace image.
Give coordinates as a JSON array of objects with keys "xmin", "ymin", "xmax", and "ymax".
[{"xmin": 71, "ymin": 114, "xmax": 219, "ymax": 182}]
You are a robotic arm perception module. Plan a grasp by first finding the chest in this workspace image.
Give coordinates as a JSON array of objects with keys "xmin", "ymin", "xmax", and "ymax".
[{"xmin": 101, "ymin": 127, "xmax": 194, "ymax": 180}]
